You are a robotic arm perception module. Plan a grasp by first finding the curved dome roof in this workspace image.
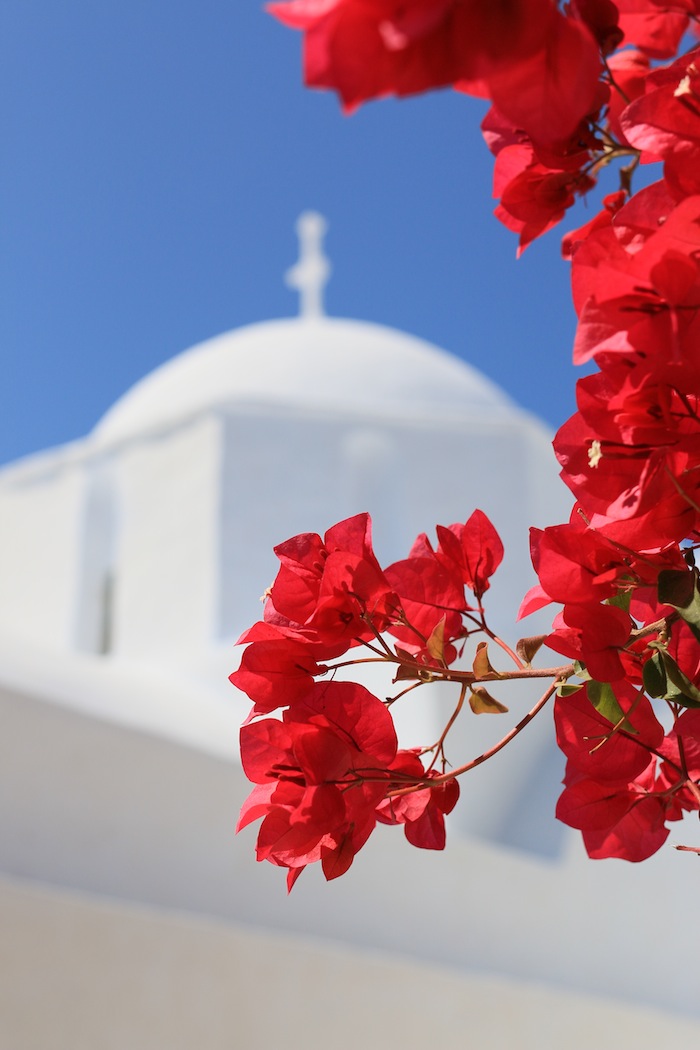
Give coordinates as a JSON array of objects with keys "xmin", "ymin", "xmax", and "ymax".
[{"xmin": 94, "ymin": 316, "xmax": 517, "ymax": 445}]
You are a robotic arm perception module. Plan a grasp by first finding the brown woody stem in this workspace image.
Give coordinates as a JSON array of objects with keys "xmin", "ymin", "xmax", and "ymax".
[{"xmin": 387, "ymin": 673, "xmax": 570, "ymax": 797}]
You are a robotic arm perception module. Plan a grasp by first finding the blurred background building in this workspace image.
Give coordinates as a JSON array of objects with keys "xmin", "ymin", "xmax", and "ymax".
[{"xmin": 1, "ymin": 218, "xmax": 699, "ymax": 1048}]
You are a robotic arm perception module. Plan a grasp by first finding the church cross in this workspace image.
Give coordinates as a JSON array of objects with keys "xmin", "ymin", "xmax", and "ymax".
[{"xmin": 285, "ymin": 211, "xmax": 331, "ymax": 318}]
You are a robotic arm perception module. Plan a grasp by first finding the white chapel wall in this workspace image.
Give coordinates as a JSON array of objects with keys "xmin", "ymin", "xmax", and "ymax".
[
  {"xmin": 73, "ymin": 458, "xmax": 120, "ymax": 654},
  {"xmin": 217, "ymin": 401, "xmax": 567, "ymax": 641},
  {"xmin": 0, "ymin": 452, "xmax": 85, "ymax": 648},
  {"xmin": 2, "ymin": 873, "xmax": 699, "ymax": 1050},
  {"xmin": 113, "ymin": 414, "xmax": 223, "ymax": 658},
  {"xmin": 2, "ymin": 664, "xmax": 700, "ymax": 1029}
]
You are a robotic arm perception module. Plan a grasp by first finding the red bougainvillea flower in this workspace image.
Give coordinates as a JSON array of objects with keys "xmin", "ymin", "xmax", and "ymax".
[
  {"xmin": 660, "ymin": 708, "xmax": 700, "ymax": 785},
  {"xmin": 482, "ymin": 76, "xmax": 608, "ymax": 251},
  {"xmin": 229, "ymin": 628, "xmax": 327, "ymax": 714},
  {"xmin": 557, "ymin": 766, "xmax": 674, "ymax": 861},
  {"xmin": 552, "ymin": 321, "xmax": 700, "ymax": 547},
  {"xmin": 382, "ymin": 509, "xmax": 503, "ymax": 656},
  {"xmin": 470, "ymin": 6, "xmax": 602, "ymax": 144},
  {"xmin": 666, "ymin": 620, "xmax": 700, "ymax": 690},
  {"xmin": 571, "ymin": 354, "xmax": 700, "ymax": 453},
  {"xmin": 604, "ymin": 48, "xmax": 650, "ymax": 147},
  {"xmin": 567, "ymin": 0, "xmax": 623, "ymax": 55},
  {"xmin": 546, "ymin": 601, "xmax": 632, "ymax": 681},
  {"xmin": 259, "ymin": 512, "xmax": 397, "ymax": 653},
  {"xmin": 496, "ymin": 157, "xmax": 596, "ymax": 254},
  {"xmin": 434, "ymin": 508, "xmax": 504, "ymax": 601},
  {"xmin": 555, "ymin": 412, "xmax": 692, "ymax": 542},
  {"xmin": 383, "ymin": 549, "xmax": 466, "ymax": 662},
  {"xmin": 245, "ymin": 0, "xmax": 700, "ymax": 876},
  {"xmin": 556, "ymin": 683, "xmax": 700, "ymax": 861},
  {"xmin": 555, "ymin": 680, "xmax": 670, "ymax": 861},
  {"xmin": 621, "ymin": 46, "xmax": 700, "ymax": 197},
  {"xmin": 615, "ymin": 0, "xmax": 694, "ymax": 59},
  {"xmin": 268, "ymin": 0, "xmax": 547, "ymax": 109},
  {"xmin": 555, "ymin": 681, "xmax": 665, "ymax": 782},
  {"xmin": 530, "ymin": 513, "xmax": 659, "ymax": 608},
  {"xmin": 561, "ymin": 190, "xmax": 628, "ymax": 260},
  {"xmin": 238, "ymin": 681, "xmax": 456, "ymax": 888},
  {"xmin": 570, "ymin": 195, "xmax": 700, "ymax": 366},
  {"xmin": 376, "ymin": 749, "xmax": 459, "ymax": 848},
  {"xmin": 270, "ymin": 0, "xmax": 602, "ymax": 143},
  {"xmin": 238, "ymin": 681, "xmax": 399, "ymax": 888}
]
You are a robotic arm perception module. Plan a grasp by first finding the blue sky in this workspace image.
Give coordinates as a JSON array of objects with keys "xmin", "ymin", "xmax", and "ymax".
[{"xmin": 1, "ymin": 1, "xmax": 591, "ymax": 466}]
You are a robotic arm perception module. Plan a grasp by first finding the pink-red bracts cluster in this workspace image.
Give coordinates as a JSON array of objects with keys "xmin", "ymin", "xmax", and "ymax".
[
  {"xmin": 237, "ymin": 0, "xmax": 700, "ymax": 879},
  {"xmin": 234, "ymin": 510, "xmax": 504, "ymax": 886}
]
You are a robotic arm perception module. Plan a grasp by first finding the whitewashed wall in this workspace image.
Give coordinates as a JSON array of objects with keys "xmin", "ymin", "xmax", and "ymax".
[
  {"xmin": 1, "ymin": 650, "xmax": 700, "ymax": 1043},
  {"xmin": 114, "ymin": 415, "xmax": 223, "ymax": 658},
  {"xmin": 0, "ymin": 449, "xmax": 85, "ymax": 648},
  {"xmin": 3, "ymin": 875, "xmax": 699, "ymax": 1050}
]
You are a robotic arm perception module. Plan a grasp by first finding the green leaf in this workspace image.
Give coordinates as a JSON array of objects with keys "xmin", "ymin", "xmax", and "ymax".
[
  {"xmin": 641, "ymin": 649, "xmax": 700, "ymax": 709},
  {"xmin": 658, "ymin": 651, "xmax": 700, "ymax": 709},
  {"xmin": 557, "ymin": 682, "xmax": 584, "ymax": 698},
  {"xmin": 643, "ymin": 652, "xmax": 667, "ymax": 699},
  {"xmin": 658, "ymin": 568, "xmax": 697, "ymax": 609},
  {"xmin": 586, "ymin": 680, "xmax": 635, "ymax": 731},
  {"xmin": 658, "ymin": 569, "xmax": 700, "ymax": 641},
  {"xmin": 607, "ymin": 590, "xmax": 632, "ymax": 613}
]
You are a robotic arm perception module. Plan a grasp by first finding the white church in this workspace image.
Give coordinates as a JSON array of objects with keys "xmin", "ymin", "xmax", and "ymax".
[{"xmin": 1, "ymin": 214, "xmax": 699, "ymax": 1048}]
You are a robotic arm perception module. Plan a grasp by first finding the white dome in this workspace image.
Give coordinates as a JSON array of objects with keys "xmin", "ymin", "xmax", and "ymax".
[{"xmin": 94, "ymin": 316, "xmax": 517, "ymax": 445}]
